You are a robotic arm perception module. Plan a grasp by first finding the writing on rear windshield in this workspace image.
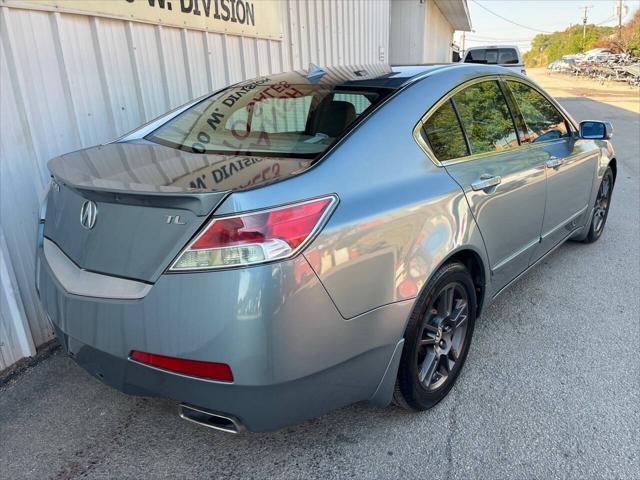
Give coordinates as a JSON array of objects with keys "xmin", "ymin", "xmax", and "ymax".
[
  {"xmin": 191, "ymin": 79, "xmax": 307, "ymax": 155},
  {"xmin": 170, "ymin": 154, "xmax": 308, "ymax": 191}
]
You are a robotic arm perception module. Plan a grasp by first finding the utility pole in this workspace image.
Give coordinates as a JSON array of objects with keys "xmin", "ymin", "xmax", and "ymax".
[
  {"xmin": 461, "ymin": 31, "xmax": 466, "ymax": 54},
  {"xmin": 580, "ymin": 5, "xmax": 593, "ymax": 52},
  {"xmin": 616, "ymin": 0, "xmax": 624, "ymax": 40}
]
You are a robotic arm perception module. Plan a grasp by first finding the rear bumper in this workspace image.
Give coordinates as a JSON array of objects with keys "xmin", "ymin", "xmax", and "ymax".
[
  {"xmin": 52, "ymin": 323, "xmax": 398, "ymax": 432},
  {"xmin": 38, "ymin": 243, "xmax": 410, "ymax": 432}
]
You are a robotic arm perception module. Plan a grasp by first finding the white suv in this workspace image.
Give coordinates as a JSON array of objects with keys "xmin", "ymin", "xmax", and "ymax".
[{"xmin": 462, "ymin": 45, "xmax": 526, "ymax": 75}]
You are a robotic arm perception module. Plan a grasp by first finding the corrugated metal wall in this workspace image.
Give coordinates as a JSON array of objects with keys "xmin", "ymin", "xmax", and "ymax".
[{"xmin": 0, "ymin": 0, "xmax": 390, "ymax": 370}]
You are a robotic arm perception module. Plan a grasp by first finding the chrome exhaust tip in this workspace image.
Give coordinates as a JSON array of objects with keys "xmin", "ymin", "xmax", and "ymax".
[{"xmin": 178, "ymin": 404, "xmax": 244, "ymax": 434}]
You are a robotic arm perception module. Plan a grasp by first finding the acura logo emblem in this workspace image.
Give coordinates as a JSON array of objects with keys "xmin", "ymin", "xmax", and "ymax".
[{"xmin": 80, "ymin": 201, "xmax": 98, "ymax": 230}]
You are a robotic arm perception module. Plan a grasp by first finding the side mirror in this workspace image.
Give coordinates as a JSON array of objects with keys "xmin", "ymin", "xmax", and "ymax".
[{"xmin": 579, "ymin": 120, "xmax": 613, "ymax": 140}]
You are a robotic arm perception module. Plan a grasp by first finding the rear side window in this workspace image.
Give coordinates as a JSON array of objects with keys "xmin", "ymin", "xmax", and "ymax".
[
  {"xmin": 465, "ymin": 48, "xmax": 519, "ymax": 65},
  {"xmin": 422, "ymin": 100, "xmax": 469, "ymax": 161},
  {"xmin": 507, "ymin": 81, "xmax": 569, "ymax": 143},
  {"xmin": 453, "ymin": 81, "xmax": 519, "ymax": 155}
]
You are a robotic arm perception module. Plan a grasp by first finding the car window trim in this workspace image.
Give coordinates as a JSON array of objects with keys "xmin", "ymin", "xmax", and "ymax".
[
  {"xmin": 498, "ymin": 78, "xmax": 531, "ymax": 144},
  {"xmin": 450, "ymin": 98, "xmax": 472, "ymax": 156},
  {"xmin": 496, "ymin": 79, "xmax": 524, "ymax": 148},
  {"xmin": 502, "ymin": 77, "xmax": 575, "ymax": 145},
  {"xmin": 413, "ymin": 74, "xmax": 577, "ymax": 167}
]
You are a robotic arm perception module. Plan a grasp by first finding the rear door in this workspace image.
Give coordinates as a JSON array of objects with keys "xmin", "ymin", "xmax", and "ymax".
[
  {"xmin": 422, "ymin": 78, "xmax": 547, "ymax": 291},
  {"xmin": 504, "ymin": 79, "xmax": 598, "ymax": 260}
]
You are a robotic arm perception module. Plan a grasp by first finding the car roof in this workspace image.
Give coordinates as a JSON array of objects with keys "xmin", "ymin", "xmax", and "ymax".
[{"xmin": 236, "ymin": 64, "xmax": 454, "ymax": 91}]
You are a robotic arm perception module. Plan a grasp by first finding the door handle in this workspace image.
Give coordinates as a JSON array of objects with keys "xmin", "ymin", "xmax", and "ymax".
[
  {"xmin": 471, "ymin": 175, "xmax": 501, "ymax": 192},
  {"xmin": 546, "ymin": 156, "xmax": 563, "ymax": 169}
]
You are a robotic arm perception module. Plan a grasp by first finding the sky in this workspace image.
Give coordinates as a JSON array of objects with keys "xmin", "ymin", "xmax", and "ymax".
[{"xmin": 454, "ymin": 0, "xmax": 640, "ymax": 53}]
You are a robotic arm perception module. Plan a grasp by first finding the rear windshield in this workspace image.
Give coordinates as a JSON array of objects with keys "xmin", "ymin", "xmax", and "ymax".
[
  {"xmin": 464, "ymin": 48, "xmax": 520, "ymax": 65},
  {"xmin": 147, "ymin": 81, "xmax": 386, "ymax": 159}
]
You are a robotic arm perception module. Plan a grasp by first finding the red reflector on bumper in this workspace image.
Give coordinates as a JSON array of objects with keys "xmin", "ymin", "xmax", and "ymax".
[{"xmin": 130, "ymin": 351, "xmax": 233, "ymax": 382}]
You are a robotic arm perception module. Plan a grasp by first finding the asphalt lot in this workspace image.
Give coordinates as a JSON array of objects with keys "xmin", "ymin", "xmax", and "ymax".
[{"xmin": 1, "ymin": 76, "xmax": 639, "ymax": 480}]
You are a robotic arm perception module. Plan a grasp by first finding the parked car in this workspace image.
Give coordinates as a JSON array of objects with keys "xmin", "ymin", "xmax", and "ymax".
[
  {"xmin": 562, "ymin": 54, "xmax": 580, "ymax": 64},
  {"xmin": 461, "ymin": 45, "xmax": 526, "ymax": 75},
  {"xmin": 548, "ymin": 59, "xmax": 574, "ymax": 72},
  {"xmin": 37, "ymin": 64, "xmax": 616, "ymax": 433},
  {"xmin": 576, "ymin": 48, "xmax": 614, "ymax": 64}
]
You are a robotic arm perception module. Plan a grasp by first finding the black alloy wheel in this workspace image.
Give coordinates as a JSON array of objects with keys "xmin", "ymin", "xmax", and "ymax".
[
  {"xmin": 416, "ymin": 282, "xmax": 469, "ymax": 391},
  {"xmin": 584, "ymin": 166, "xmax": 614, "ymax": 243},
  {"xmin": 394, "ymin": 261, "xmax": 477, "ymax": 411}
]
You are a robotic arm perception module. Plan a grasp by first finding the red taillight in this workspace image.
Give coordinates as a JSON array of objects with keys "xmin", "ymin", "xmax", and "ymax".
[
  {"xmin": 130, "ymin": 351, "xmax": 233, "ymax": 382},
  {"xmin": 171, "ymin": 196, "xmax": 337, "ymax": 271}
]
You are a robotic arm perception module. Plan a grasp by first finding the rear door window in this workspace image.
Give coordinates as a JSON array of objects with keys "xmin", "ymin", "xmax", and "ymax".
[
  {"xmin": 422, "ymin": 99, "xmax": 469, "ymax": 161},
  {"xmin": 507, "ymin": 81, "xmax": 569, "ymax": 143},
  {"xmin": 452, "ymin": 81, "xmax": 519, "ymax": 154}
]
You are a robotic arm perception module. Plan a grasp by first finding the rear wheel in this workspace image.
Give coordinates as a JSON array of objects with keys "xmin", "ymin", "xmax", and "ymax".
[
  {"xmin": 394, "ymin": 262, "xmax": 476, "ymax": 411},
  {"xmin": 583, "ymin": 167, "xmax": 614, "ymax": 243}
]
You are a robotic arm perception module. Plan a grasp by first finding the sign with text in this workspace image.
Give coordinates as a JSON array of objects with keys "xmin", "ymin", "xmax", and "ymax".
[{"xmin": 3, "ymin": 0, "xmax": 283, "ymax": 40}]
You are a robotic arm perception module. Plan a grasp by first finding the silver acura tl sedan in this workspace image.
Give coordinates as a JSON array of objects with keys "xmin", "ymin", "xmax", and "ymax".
[{"xmin": 37, "ymin": 64, "xmax": 616, "ymax": 433}]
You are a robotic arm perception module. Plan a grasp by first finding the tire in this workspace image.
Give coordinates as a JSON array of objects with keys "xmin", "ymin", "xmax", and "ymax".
[
  {"xmin": 583, "ymin": 166, "xmax": 614, "ymax": 244},
  {"xmin": 394, "ymin": 261, "xmax": 477, "ymax": 411}
]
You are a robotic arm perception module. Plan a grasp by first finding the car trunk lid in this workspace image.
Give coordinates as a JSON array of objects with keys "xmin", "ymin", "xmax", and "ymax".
[{"xmin": 45, "ymin": 141, "xmax": 313, "ymax": 282}]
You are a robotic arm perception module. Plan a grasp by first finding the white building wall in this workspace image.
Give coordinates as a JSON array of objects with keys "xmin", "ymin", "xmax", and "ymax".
[
  {"xmin": 389, "ymin": 0, "xmax": 425, "ymax": 65},
  {"xmin": 423, "ymin": 1, "xmax": 454, "ymax": 63},
  {"xmin": 389, "ymin": 0, "xmax": 455, "ymax": 64},
  {"xmin": 0, "ymin": 0, "xmax": 390, "ymax": 370}
]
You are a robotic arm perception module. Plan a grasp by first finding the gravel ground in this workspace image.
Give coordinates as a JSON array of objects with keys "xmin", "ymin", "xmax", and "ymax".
[
  {"xmin": 1, "ymin": 89, "xmax": 638, "ymax": 480},
  {"xmin": 527, "ymin": 67, "xmax": 640, "ymax": 114}
]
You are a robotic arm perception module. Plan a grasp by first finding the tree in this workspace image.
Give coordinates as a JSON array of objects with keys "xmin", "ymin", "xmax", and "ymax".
[
  {"xmin": 524, "ymin": 24, "xmax": 616, "ymax": 67},
  {"xmin": 524, "ymin": 8, "xmax": 640, "ymax": 67},
  {"xmin": 610, "ymin": 9, "xmax": 640, "ymax": 55}
]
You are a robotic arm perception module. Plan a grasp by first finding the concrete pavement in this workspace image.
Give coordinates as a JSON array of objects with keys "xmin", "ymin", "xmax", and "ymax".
[{"xmin": 1, "ymin": 87, "xmax": 638, "ymax": 480}]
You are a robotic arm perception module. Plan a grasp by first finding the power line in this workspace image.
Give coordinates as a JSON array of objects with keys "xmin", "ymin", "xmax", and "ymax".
[
  {"xmin": 594, "ymin": 14, "xmax": 617, "ymax": 26},
  {"xmin": 465, "ymin": 41, "xmax": 534, "ymax": 47},
  {"xmin": 464, "ymin": 40, "xmax": 534, "ymax": 47},
  {"xmin": 466, "ymin": 35, "xmax": 534, "ymax": 42},
  {"xmin": 470, "ymin": 0, "xmax": 555, "ymax": 34}
]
